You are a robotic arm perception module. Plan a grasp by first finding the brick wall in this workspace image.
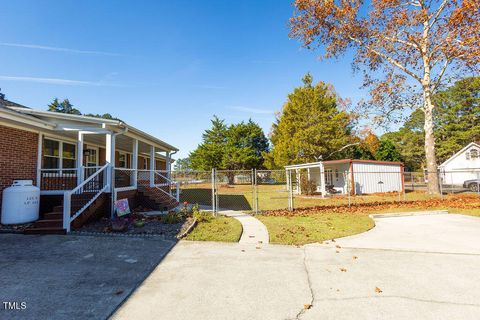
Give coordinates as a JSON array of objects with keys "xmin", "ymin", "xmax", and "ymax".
[{"xmin": 0, "ymin": 125, "xmax": 39, "ymax": 207}]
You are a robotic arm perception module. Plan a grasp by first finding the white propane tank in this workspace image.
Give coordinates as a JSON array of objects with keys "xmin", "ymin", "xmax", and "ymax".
[{"xmin": 1, "ymin": 180, "xmax": 40, "ymax": 225}]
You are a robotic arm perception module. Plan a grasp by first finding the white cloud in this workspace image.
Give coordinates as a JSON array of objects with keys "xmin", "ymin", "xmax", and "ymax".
[
  {"xmin": 0, "ymin": 75, "xmax": 122, "ymax": 87},
  {"xmin": 0, "ymin": 42, "xmax": 123, "ymax": 56},
  {"xmin": 230, "ymin": 106, "xmax": 274, "ymax": 115}
]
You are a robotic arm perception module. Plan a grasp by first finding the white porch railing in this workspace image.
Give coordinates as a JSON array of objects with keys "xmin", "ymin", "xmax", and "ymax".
[
  {"xmin": 63, "ymin": 163, "xmax": 110, "ymax": 232},
  {"xmin": 39, "ymin": 166, "xmax": 103, "ymax": 194}
]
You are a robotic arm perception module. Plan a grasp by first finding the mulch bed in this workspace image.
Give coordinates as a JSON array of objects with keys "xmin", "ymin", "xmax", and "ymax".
[
  {"xmin": 263, "ymin": 194, "xmax": 480, "ymax": 217},
  {"xmin": 76, "ymin": 204, "xmax": 196, "ymax": 239},
  {"xmin": 76, "ymin": 214, "xmax": 195, "ymax": 239},
  {"xmin": 0, "ymin": 223, "xmax": 33, "ymax": 233}
]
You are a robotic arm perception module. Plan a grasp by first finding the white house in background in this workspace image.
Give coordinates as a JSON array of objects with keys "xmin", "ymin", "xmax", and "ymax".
[
  {"xmin": 285, "ymin": 159, "xmax": 404, "ymax": 196},
  {"xmin": 439, "ymin": 142, "xmax": 480, "ymax": 187}
]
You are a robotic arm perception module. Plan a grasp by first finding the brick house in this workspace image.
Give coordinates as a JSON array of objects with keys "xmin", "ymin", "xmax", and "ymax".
[{"xmin": 0, "ymin": 98, "xmax": 179, "ymax": 233}]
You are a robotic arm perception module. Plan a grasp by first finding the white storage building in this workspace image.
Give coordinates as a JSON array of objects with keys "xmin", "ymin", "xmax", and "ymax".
[{"xmin": 285, "ymin": 159, "xmax": 404, "ymax": 196}]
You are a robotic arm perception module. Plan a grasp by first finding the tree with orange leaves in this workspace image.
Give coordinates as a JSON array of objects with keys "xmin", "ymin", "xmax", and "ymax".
[{"xmin": 290, "ymin": 0, "xmax": 479, "ymax": 194}]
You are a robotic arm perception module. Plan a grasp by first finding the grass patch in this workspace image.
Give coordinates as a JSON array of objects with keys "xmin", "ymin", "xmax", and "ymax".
[
  {"xmin": 446, "ymin": 208, "xmax": 480, "ymax": 217},
  {"xmin": 185, "ymin": 217, "xmax": 243, "ymax": 242},
  {"xmin": 257, "ymin": 213, "xmax": 374, "ymax": 245}
]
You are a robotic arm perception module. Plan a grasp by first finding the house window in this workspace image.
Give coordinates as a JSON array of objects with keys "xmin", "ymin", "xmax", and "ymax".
[
  {"xmin": 470, "ymin": 149, "xmax": 479, "ymax": 160},
  {"xmin": 84, "ymin": 147, "xmax": 98, "ymax": 167},
  {"xmin": 43, "ymin": 139, "xmax": 76, "ymax": 169},
  {"xmin": 62, "ymin": 143, "xmax": 76, "ymax": 168},
  {"xmin": 118, "ymin": 152, "xmax": 128, "ymax": 168},
  {"xmin": 325, "ymin": 169, "xmax": 333, "ymax": 185}
]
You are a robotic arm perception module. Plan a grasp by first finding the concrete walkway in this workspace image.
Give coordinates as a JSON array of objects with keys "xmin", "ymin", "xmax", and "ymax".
[
  {"xmin": 113, "ymin": 213, "xmax": 480, "ymax": 320},
  {"xmin": 221, "ymin": 209, "xmax": 270, "ymax": 245},
  {"xmin": 336, "ymin": 211, "xmax": 480, "ymax": 254}
]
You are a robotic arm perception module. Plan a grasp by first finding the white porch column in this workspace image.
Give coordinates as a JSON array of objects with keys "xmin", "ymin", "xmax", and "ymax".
[
  {"xmin": 150, "ymin": 146, "xmax": 155, "ymax": 187},
  {"xmin": 319, "ymin": 163, "xmax": 326, "ymax": 198},
  {"xmin": 295, "ymin": 169, "xmax": 301, "ymax": 194},
  {"xmin": 36, "ymin": 133, "xmax": 43, "ymax": 188},
  {"xmin": 307, "ymin": 168, "xmax": 311, "ymax": 181},
  {"xmin": 77, "ymin": 132, "xmax": 84, "ymax": 186},
  {"xmin": 131, "ymin": 139, "xmax": 138, "ymax": 188},
  {"xmin": 105, "ymin": 132, "xmax": 116, "ymax": 191}
]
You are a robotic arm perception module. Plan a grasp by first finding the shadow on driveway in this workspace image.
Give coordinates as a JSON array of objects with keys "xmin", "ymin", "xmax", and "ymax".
[{"xmin": 0, "ymin": 234, "xmax": 176, "ymax": 320}]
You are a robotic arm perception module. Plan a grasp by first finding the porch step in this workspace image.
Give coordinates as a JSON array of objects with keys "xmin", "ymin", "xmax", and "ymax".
[
  {"xmin": 44, "ymin": 212, "xmax": 63, "ymax": 220},
  {"xmin": 138, "ymin": 188, "xmax": 179, "ymax": 211},
  {"xmin": 24, "ymin": 192, "xmax": 108, "ymax": 235},
  {"xmin": 24, "ymin": 227, "xmax": 66, "ymax": 235},
  {"xmin": 32, "ymin": 219, "xmax": 63, "ymax": 228}
]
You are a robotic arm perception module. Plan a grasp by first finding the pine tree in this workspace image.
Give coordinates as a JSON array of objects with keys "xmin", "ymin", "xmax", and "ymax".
[
  {"xmin": 48, "ymin": 98, "xmax": 81, "ymax": 115},
  {"xmin": 268, "ymin": 74, "xmax": 351, "ymax": 167}
]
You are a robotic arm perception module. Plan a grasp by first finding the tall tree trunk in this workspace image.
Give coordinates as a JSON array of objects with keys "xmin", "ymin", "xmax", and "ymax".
[{"xmin": 423, "ymin": 93, "xmax": 440, "ymax": 195}]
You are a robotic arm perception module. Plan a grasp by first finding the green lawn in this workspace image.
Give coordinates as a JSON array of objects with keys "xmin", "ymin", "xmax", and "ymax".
[
  {"xmin": 257, "ymin": 213, "xmax": 374, "ymax": 245},
  {"xmin": 184, "ymin": 217, "xmax": 243, "ymax": 242}
]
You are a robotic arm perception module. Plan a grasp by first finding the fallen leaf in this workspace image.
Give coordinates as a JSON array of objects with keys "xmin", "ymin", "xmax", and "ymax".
[
  {"xmin": 241, "ymin": 250, "xmax": 245, "ymax": 252},
  {"xmin": 335, "ymin": 250, "xmax": 340, "ymax": 253},
  {"xmin": 336, "ymin": 245, "xmax": 341, "ymax": 249},
  {"xmin": 331, "ymin": 239, "xmax": 336, "ymax": 242},
  {"xmin": 255, "ymin": 246, "xmax": 261, "ymax": 249},
  {"xmin": 353, "ymin": 256, "xmax": 358, "ymax": 260},
  {"xmin": 375, "ymin": 287, "xmax": 382, "ymax": 293},
  {"xmin": 303, "ymin": 304, "xmax": 312, "ymax": 309},
  {"xmin": 340, "ymin": 268, "xmax": 347, "ymax": 272}
]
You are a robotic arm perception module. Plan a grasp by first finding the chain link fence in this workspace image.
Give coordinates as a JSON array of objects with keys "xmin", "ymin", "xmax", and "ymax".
[{"xmin": 171, "ymin": 169, "xmax": 480, "ymax": 213}]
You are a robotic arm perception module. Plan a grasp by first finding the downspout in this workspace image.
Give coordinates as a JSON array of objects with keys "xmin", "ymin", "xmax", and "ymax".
[{"xmin": 168, "ymin": 150, "xmax": 178, "ymax": 177}]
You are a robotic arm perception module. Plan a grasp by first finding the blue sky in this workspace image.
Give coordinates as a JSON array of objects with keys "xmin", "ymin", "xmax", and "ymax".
[{"xmin": 0, "ymin": 0, "xmax": 367, "ymax": 159}]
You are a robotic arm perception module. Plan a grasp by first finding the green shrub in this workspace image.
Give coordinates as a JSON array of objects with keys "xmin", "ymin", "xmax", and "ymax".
[
  {"xmin": 160, "ymin": 212, "xmax": 183, "ymax": 224},
  {"xmin": 193, "ymin": 209, "xmax": 213, "ymax": 223},
  {"xmin": 300, "ymin": 174, "xmax": 317, "ymax": 195}
]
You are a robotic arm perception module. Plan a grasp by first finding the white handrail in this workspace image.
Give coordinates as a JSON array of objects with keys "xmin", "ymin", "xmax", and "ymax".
[
  {"xmin": 70, "ymin": 163, "xmax": 110, "ymax": 195},
  {"xmin": 63, "ymin": 163, "xmax": 110, "ymax": 232},
  {"xmin": 154, "ymin": 171, "xmax": 180, "ymax": 202}
]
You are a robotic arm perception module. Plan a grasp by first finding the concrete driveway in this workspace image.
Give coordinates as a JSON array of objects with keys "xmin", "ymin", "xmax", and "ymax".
[
  {"xmin": 114, "ymin": 213, "xmax": 480, "ymax": 320},
  {"xmin": 0, "ymin": 234, "xmax": 175, "ymax": 320}
]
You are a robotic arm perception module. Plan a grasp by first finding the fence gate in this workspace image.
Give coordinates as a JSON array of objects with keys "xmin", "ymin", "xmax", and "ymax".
[
  {"xmin": 213, "ymin": 169, "xmax": 255, "ymax": 213},
  {"xmin": 170, "ymin": 170, "xmax": 214, "ymax": 210}
]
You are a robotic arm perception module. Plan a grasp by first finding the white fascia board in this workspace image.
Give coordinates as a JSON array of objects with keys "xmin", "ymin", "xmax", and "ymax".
[
  {"xmin": 8, "ymin": 107, "xmax": 121, "ymax": 125},
  {"xmin": 285, "ymin": 161, "xmax": 323, "ymax": 170},
  {"xmin": 0, "ymin": 107, "xmax": 56, "ymax": 129}
]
